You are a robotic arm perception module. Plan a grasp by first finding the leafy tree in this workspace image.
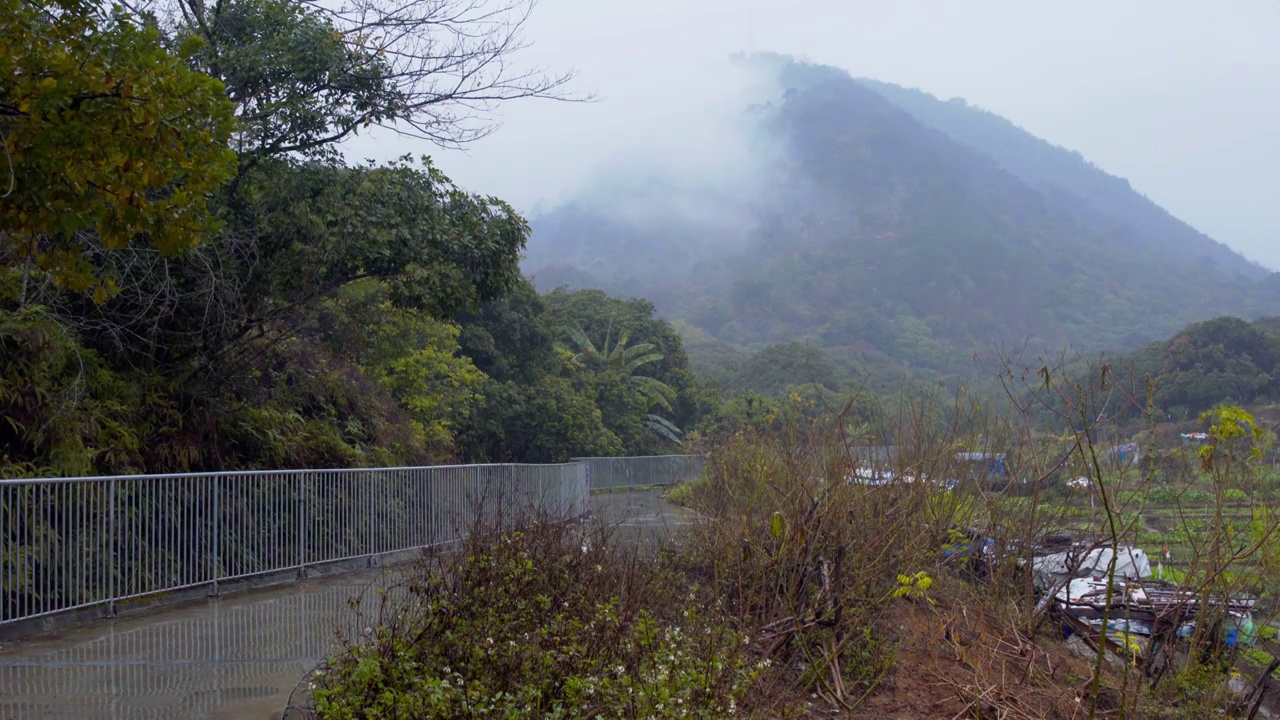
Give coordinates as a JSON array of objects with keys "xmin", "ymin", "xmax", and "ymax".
[
  {"xmin": 177, "ymin": 0, "xmax": 400, "ymax": 162},
  {"xmin": 731, "ymin": 342, "xmax": 839, "ymax": 397},
  {"xmin": 690, "ymin": 391, "xmax": 782, "ymax": 443},
  {"xmin": 455, "ymin": 278, "xmax": 559, "ymax": 383},
  {"xmin": 321, "ymin": 280, "xmax": 486, "ymax": 454},
  {"xmin": 458, "ymin": 376, "xmax": 621, "ymax": 463},
  {"xmin": 234, "ymin": 157, "xmax": 528, "ymax": 319},
  {"xmin": 371, "ymin": 324, "xmax": 484, "ymax": 453},
  {"xmin": 1, "ymin": 0, "xmax": 237, "ymax": 297},
  {"xmin": 449, "ymin": 279, "xmax": 636, "ymax": 462},
  {"xmin": 583, "ymin": 368, "xmax": 661, "ymax": 454},
  {"xmin": 34, "ymin": 156, "xmax": 528, "ymax": 374}
]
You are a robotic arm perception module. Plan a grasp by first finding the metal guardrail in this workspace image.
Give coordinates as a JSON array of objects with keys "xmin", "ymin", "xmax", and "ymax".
[
  {"xmin": 576, "ymin": 454, "xmax": 706, "ymax": 492},
  {"xmin": 0, "ymin": 463, "xmax": 588, "ymax": 626}
]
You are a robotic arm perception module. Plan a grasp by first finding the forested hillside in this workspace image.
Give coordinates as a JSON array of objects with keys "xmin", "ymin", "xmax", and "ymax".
[
  {"xmin": 0, "ymin": 0, "xmax": 712, "ymax": 477},
  {"xmin": 526, "ymin": 54, "xmax": 1279, "ymax": 388}
]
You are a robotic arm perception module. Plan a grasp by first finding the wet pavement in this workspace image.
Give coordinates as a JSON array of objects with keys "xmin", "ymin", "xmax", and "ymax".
[
  {"xmin": 0, "ymin": 490, "xmax": 688, "ymax": 720},
  {"xmin": 0, "ymin": 571, "xmax": 394, "ymax": 720}
]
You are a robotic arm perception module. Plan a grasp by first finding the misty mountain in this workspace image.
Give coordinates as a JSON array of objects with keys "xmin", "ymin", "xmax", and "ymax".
[
  {"xmin": 523, "ymin": 54, "xmax": 1279, "ymax": 381},
  {"xmin": 860, "ymin": 79, "xmax": 1269, "ymax": 281}
]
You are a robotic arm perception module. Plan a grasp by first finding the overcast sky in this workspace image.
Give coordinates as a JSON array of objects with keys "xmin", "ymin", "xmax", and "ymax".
[{"xmin": 346, "ymin": 0, "xmax": 1280, "ymax": 271}]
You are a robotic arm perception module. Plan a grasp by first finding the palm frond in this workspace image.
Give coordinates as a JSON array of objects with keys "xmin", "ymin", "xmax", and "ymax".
[
  {"xmin": 644, "ymin": 414, "xmax": 683, "ymax": 445},
  {"xmin": 564, "ymin": 321, "xmax": 596, "ymax": 357},
  {"xmin": 632, "ymin": 375, "xmax": 676, "ymax": 411},
  {"xmin": 606, "ymin": 327, "xmax": 630, "ymax": 366},
  {"xmin": 622, "ymin": 342, "xmax": 657, "ymax": 360},
  {"xmin": 625, "ymin": 351, "xmax": 664, "ymax": 373}
]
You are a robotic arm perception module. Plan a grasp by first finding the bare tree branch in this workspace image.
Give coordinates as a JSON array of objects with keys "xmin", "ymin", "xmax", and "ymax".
[{"xmin": 169, "ymin": 0, "xmax": 590, "ymax": 156}]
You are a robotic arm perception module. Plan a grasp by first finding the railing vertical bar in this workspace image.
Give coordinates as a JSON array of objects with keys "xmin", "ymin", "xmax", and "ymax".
[
  {"xmin": 211, "ymin": 474, "xmax": 220, "ymax": 595},
  {"xmin": 149, "ymin": 479, "xmax": 157, "ymax": 598},
  {"xmin": 296, "ymin": 473, "xmax": 304, "ymax": 576},
  {"xmin": 107, "ymin": 476, "xmax": 117, "ymax": 617},
  {"xmin": 427, "ymin": 468, "xmax": 436, "ymax": 547},
  {"xmin": 398, "ymin": 470, "xmax": 406, "ymax": 553},
  {"xmin": 56, "ymin": 479, "xmax": 63, "ymax": 614},
  {"xmin": 273, "ymin": 472, "xmax": 280, "ymax": 572},
  {"xmin": 360, "ymin": 469, "xmax": 367, "ymax": 556},
  {"xmin": 26, "ymin": 483, "xmax": 32, "ymax": 620},
  {"xmin": 37, "ymin": 484, "xmax": 44, "ymax": 618}
]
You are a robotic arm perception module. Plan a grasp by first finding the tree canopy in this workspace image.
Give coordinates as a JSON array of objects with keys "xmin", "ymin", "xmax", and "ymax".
[
  {"xmin": 1117, "ymin": 316, "xmax": 1280, "ymax": 418},
  {"xmin": 1, "ymin": 0, "xmax": 237, "ymax": 296}
]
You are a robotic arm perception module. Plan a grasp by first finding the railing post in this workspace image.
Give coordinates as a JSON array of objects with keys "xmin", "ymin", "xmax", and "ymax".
[
  {"xmin": 107, "ymin": 476, "xmax": 117, "ymax": 618},
  {"xmin": 297, "ymin": 473, "xmax": 306, "ymax": 579},
  {"xmin": 211, "ymin": 475, "xmax": 220, "ymax": 597},
  {"xmin": 506, "ymin": 464, "xmax": 516, "ymax": 529}
]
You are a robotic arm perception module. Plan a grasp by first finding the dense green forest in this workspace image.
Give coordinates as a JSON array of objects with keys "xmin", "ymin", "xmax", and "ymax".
[
  {"xmin": 0, "ymin": 0, "xmax": 720, "ymax": 477},
  {"xmin": 526, "ymin": 54, "xmax": 1280, "ymax": 389}
]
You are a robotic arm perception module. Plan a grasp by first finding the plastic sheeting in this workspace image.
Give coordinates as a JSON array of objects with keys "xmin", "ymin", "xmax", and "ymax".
[{"xmin": 1033, "ymin": 545, "xmax": 1152, "ymax": 591}]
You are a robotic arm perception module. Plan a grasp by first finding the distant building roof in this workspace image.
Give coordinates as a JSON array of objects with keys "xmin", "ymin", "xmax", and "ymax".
[{"xmin": 955, "ymin": 452, "xmax": 1005, "ymax": 461}]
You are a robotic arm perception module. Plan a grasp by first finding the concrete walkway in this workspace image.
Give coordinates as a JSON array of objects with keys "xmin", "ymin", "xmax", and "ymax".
[{"xmin": 0, "ymin": 490, "xmax": 689, "ymax": 720}]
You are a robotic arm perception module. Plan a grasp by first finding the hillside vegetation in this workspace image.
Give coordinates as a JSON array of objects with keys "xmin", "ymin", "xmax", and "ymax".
[{"xmin": 526, "ymin": 54, "xmax": 1280, "ymax": 389}]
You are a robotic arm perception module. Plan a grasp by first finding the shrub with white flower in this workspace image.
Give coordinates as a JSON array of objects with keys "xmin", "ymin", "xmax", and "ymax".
[{"xmin": 311, "ymin": 521, "xmax": 763, "ymax": 719}]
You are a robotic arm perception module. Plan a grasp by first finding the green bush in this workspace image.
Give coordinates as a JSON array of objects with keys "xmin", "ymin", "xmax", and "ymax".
[
  {"xmin": 312, "ymin": 519, "xmax": 766, "ymax": 719},
  {"xmin": 665, "ymin": 479, "xmax": 703, "ymax": 507}
]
